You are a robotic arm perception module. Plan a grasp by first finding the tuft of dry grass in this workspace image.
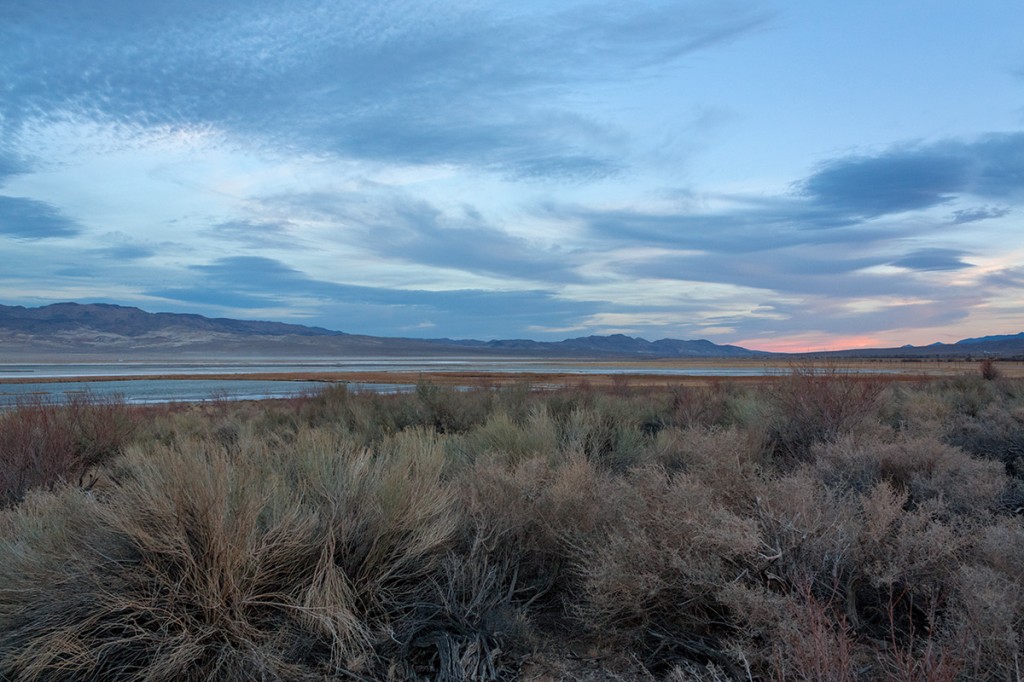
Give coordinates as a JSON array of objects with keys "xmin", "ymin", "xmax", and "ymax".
[{"xmin": 0, "ymin": 427, "xmax": 460, "ymax": 679}]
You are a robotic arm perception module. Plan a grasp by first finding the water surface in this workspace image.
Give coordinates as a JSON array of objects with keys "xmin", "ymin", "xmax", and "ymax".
[{"xmin": 0, "ymin": 358, "xmax": 899, "ymax": 405}]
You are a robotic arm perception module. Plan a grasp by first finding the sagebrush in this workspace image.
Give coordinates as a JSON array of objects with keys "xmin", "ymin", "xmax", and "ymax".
[{"xmin": 2, "ymin": 374, "xmax": 1023, "ymax": 680}]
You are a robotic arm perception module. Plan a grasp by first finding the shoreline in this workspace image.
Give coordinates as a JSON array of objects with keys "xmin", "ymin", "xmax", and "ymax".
[{"xmin": 2, "ymin": 359, "xmax": 1020, "ymax": 389}]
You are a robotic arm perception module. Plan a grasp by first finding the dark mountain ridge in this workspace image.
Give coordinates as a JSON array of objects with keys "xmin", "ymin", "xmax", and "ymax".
[
  {"xmin": 0, "ymin": 302, "xmax": 761, "ymax": 359},
  {"xmin": 439, "ymin": 333, "xmax": 757, "ymax": 357},
  {"xmin": 802, "ymin": 333, "xmax": 1024, "ymax": 360},
  {"xmin": 0, "ymin": 302, "xmax": 346, "ymax": 338},
  {"xmin": 1, "ymin": 302, "xmax": 1022, "ymax": 359}
]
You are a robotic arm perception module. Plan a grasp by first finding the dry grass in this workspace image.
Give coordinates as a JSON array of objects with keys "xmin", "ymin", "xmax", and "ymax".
[{"xmin": 2, "ymin": 376, "xmax": 1024, "ymax": 679}]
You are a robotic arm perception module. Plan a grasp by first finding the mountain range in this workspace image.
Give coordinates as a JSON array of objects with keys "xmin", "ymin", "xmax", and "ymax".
[{"xmin": 1, "ymin": 302, "xmax": 1022, "ymax": 360}]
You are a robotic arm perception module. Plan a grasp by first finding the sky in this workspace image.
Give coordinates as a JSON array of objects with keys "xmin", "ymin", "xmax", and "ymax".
[{"xmin": 1, "ymin": 1, "xmax": 1022, "ymax": 352}]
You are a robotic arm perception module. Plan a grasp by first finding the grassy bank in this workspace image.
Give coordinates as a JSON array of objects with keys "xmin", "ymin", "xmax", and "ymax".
[{"xmin": 2, "ymin": 368, "xmax": 1023, "ymax": 680}]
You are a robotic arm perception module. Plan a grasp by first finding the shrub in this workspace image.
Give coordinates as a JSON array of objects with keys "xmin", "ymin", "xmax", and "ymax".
[
  {"xmin": 945, "ymin": 564, "xmax": 1022, "ymax": 680},
  {"xmin": 457, "ymin": 450, "xmax": 613, "ymax": 620},
  {"xmin": 945, "ymin": 401, "xmax": 1024, "ymax": 482},
  {"xmin": 814, "ymin": 433, "xmax": 1007, "ymax": 515},
  {"xmin": 646, "ymin": 426, "xmax": 766, "ymax": 508},
  {"xmin": 763, "ymin": 366, "xmax": 886, "ymax": 462},
  {"xmin": 557, "ymin": 399, "xmax": 650, "ymax": 472},
  {"xmin": 667, "ymin": 383, "xmax": 731, "ymax": 429},
  {"xmin": 415, "ymin": 383, "xmax": 492, "ymax": 435},
  {"xmin": 3, "ymin": 376, "xmax": 1024, "ymax": 679},
  {"xmin": 571, "ymin": 465, "xmax": 759, "ymax": 673},
  {"xmin": 459, "ymin": 406, "xmax": 558, "ymax": 468},
  {"xmin": 0, "ymin": 393, "xmax": 137, "ymax": 506},
  {"xmin": 0, "ymin": 428, "xmax": 462, "ymax": 680},
  {"xmin": 980, "ymin": 357, "xmax": 1000, "ymax": 381},
  {"xmin": 770, "ymin": 582, "xmax": 858, "ymax": 682}
]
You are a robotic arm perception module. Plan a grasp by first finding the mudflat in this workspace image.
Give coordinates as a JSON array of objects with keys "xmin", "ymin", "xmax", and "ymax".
[{"xmin": 2, "ymin": 358, "xmax": 1019, "ymax": 387}]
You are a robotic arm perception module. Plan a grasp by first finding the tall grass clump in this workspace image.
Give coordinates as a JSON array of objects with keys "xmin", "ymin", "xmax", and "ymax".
[{"xmin": 0, "ymin": 428, "xmax": 462, "ymax": 680}]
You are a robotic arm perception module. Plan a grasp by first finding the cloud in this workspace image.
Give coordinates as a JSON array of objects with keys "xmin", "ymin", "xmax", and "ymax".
[
  {"xmin": 550, "ymin": 1, "xmax": 772, "ymax": 68},
  {"xmin": 710, "ymin": 289, "xmax": 982, "ymax": 345},
  {"xmin": 147, "ymin": 256, "xmax": 606, "ymax": 339},
  {"xmin": 369, "ymin": 202, "xmax": 582, "ymax": 282},
  {"xmin": 554, "ymin": 132, "xmax": 1024, "ymax": 259},
  {"xmin": 0, "ymin": 1, "xmax": 772, "ymax": 178},
  {"xmin": 0, "ymin": 152, "xmax": 28, "ymax": 184},
  {"xmin": 951, "ymin": 206, "xmax": 1012, "ymax": 224},
  {"xmin": 499, "ymin": 152, "xmax": 623, "ymax": 183},
  {"xmin": 610, "ymin": 247, "xmax": 942, "ymax": 301},
  {"xmin": 0, "ymin": 196, "xmax": 82, "ymax": 239},
  {"xmin": 90, "ymin": 243, "xmax": 157, "ymax": 261},
  {"xmin": 889, "ymin": 248, "xmax": 971, "ymax": 271},
  {"xmin": 263, "ymin": 191, "xmax": 584, "ymax": 283},
  {"xmin": 971, "ymin": 133, "xmax": 1024, "ymax": 199},
  {"xmin": 800, "ymin": 146, "xmax": 970, "ymax": 217},
  {"xmin": 208, "ymin": 219, "xmax": 298, "ymax": 249},
  {"xmin": 982, "ymin": 266, "xmax": 1024, "ymax": 290},
  {"xmin": 547, "ymin": 199, "xmax": 891, "ymax": 255},
  {"xmin": 799, "ymin": 133, "xmax": 1024, "ymax": 218},
  {"xmin": 531, "ymin": 132, "xmax": 1024, "ymax": 329}
]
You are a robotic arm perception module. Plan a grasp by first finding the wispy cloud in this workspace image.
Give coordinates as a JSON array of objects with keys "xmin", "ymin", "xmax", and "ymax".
[
  {"xmin": 799, "ymin": 146, "xmax": 970, "ymax": 218},
  {"xmin": 207, "ymin": 219, "xmax": 299, "ymax": 249},
  {"xmin": 0, "ymin": 196, "xmax": 82, "ymax": 239},
  {"xmin": 0, "ymin": 153, "xmax": 28, "ymax": 184},
  {"xmin": 951, "ymin": 206, "xmax": 1011, "ymax": 224},
  {"xmin": 261, "ymin": 191, "xmax": 583, "ymax": 283},
  {"xmin": 553, "ymin": 132, "xmax": 1024, "ymax": 262},
  {"xmin": 0, "ymin": 1, "xmax": 772, "ymax": 178},
  {"xmin": 146, "ymin": 256, "xmax": 606, "ymax": 339},
  {"xmin": 889, "ymin": 248, "xmax": 971, "ymax": 272}
]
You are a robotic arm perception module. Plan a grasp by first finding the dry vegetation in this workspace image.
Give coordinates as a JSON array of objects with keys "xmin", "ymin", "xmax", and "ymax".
[{"xmin": 2, "ymin": 364, "xmax": 1024, "ymax": 680}]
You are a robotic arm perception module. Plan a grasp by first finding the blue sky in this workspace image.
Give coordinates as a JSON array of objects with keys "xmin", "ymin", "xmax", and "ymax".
[{"xmin": 1, "ymin": 1, "xmax": 1022, "ymax": 351}]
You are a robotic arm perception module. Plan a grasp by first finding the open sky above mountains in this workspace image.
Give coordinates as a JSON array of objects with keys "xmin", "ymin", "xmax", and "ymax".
[{"xmin": 1, "ymin": 1, "xmax": 1022, "ymax": 352}]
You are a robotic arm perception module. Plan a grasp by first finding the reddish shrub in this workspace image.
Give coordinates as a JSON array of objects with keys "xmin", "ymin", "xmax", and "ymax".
[
  {"xmin": 0, "ymin": 393, "xmax": 137, "ymax": 506},
  {"xmin": 764, "ymin": 366, "xmax": 887, "ymax": 461}
]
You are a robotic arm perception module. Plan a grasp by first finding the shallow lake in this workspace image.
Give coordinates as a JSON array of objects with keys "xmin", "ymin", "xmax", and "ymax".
[
  {"xmin": 0, "ymin": 358, "xmax": 900, "ymax": 405},
  {"xmin": 0, "ymin": 378, "xmax": 325, "ymax": 406}
]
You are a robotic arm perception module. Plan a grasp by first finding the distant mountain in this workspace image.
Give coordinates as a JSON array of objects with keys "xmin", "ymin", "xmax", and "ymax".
[
  {"xmin": 0, "ymin": 302, "xmax": 347, "ymax": 338},
  {"xmin": 807, "ymin": 332, "xmax": 1024, "ymax": 360},
  {"xmin": 441, "ymin": 333, "xmax": 759, "ymax": 358},
  {"xmin": 0, "ymin": 302, "xmax": 761, "ymax": 360},
  {"xmin": 951, "ymin": 333, "xmax": 1024, "ymax": 358},
  {"xmin": 956, "ymin": 332, "xmax": 1024, "ymax": 346},
  {"xmin": 3, "ymin": 302, "xmax": 1021, "ymax": 360}
]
